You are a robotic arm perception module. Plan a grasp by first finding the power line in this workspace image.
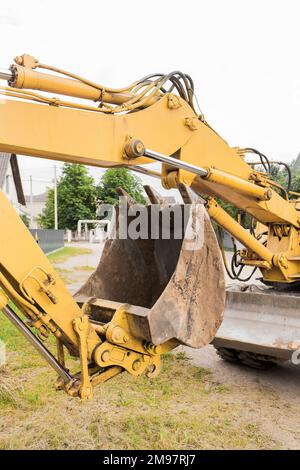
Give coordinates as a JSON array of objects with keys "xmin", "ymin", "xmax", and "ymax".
[
  {"xmin": 24, "ymin": 167, "xmax": 58, "ymax": 231},
  {"xmin": 21, "ymin": 177, "xmax": 54, "ymax": 183}
]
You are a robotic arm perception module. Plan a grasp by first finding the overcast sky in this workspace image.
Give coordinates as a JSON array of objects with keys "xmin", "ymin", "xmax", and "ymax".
[{"xmin": 0, "ymin": 0, "xmax": 299, "ymax": 196}]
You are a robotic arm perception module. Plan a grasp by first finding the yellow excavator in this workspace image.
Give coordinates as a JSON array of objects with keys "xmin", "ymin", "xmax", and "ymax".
[{"xmin": 0, "ymin": 54, "xmax": 299, "ymax": 399}]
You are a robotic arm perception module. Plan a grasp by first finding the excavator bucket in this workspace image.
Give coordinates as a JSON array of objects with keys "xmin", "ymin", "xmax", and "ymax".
[{"xmin": 75, "ymin": 185, "xmax": 225, "ymax": 348}]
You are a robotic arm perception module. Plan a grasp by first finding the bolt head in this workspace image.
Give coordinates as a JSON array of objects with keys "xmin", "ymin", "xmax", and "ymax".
[
  {"xmin": 132, "ymin": 359, "xmax": 142, "ymax": 371},
  {"xmin": 264, "ymin": 189, "xmax": 272, "ymax": 200},
  {"xmin": 101, "ymin": 350, "xmax": 110, "ymax": 362},
  {"xmin": 132, "ymin": 140, "xmax": 145, "ymax": 157}
]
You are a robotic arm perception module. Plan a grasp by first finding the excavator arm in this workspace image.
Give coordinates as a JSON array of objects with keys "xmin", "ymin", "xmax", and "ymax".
[
  {"xmin": 0, "ymin": 187, "xmax": 185, "ymax": 399},
  {"xmin": 0, "ymin": 54, "xmax": 299, "ymax": 397}
]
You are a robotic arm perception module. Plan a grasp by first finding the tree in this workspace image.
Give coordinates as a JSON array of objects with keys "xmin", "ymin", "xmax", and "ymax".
[
  {"xmin": 38, "ymin": 164, "xmax": 97, "ymax": 231},
  {"xmin": 270, "ymin": 164, "xmax": 291, "ymax": 192},
  {"xmin": 291, "ymin": 168, "xmax": 300, "ymax": 195},
  {"xmin": 20, "ymin": 213, "xmax": 30, "ymax": 228},
  {"xmin": 38, "ymin": 188, "xmax": 55, "ymax": 229},
  {"xmin": 217, "ymin": 199, "xmax": 238, "ymax": 220},
  {"xmin": 97, "ymin": 168, "xmax": 146, "ymax": 205}
]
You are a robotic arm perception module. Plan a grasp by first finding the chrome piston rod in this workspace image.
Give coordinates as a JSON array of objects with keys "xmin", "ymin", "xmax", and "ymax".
[
  {"xmin": 2, "ymin": 305, "xmax": 72, "ymax": 383},
  {"xmin": 143, "ymin": 148, "xmax": 208, "ymax": 177},
  {"xmin": 0, "ymin": 68, "xmax": 12, "ymax": 81}
]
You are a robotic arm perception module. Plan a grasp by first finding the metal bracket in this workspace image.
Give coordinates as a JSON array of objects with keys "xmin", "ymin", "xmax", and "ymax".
[
  {"xmin": 73, "ymin": 315, "xmax": 93, "ymax": 400},
  {"xmin": 19, "ymin": 266, "xmax": 57, "ymax": 304},
  {"xmin": 92, "ymin": 306, "xmax": 173, "ymax": 378}
]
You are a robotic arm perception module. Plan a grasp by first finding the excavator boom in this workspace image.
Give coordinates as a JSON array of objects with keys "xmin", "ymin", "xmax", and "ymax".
[{"xmin": 0, "ymin": 54, "xmax": 299, "ymax": 398}]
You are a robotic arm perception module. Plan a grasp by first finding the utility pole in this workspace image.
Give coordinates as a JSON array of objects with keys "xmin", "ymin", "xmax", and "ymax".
[
  {"xmin": 30, "ymin": 175, "xmax": 33, "ymax": 228},
  {"xmin": 54, "ymin": 166, "xmax": 58, "ymax": 230}
]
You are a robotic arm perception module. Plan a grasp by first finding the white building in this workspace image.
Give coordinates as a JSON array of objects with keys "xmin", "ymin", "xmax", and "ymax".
[
  {"xmin": 0, "ymin": 153, "xmax": 26, "ymax": 214},
  {"xmin": 24, "ymin": 192, "xmax": 48, "ymax": 229}
]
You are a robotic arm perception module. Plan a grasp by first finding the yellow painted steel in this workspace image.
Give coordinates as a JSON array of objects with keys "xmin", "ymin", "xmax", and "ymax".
[
  {"xmin": 0, "ymin": 290, "xmax": 9, "ymax": 310},
  {"xmin": 0, "ymin": 80, "xmax": 300, "ymax": 281},
  {"xmin": 11, "ymin": 64, "xmax": 134, "ymax": 105},
  {"xmin": 203, "ymin": 168, "xmax": 272, "ymax": 201},
  {"xmin": 207, "ymin": 198, "xmax": 274, "ymax": 266},
  {"xmin": 0, "ymin": 95, "xmax": 192, "ymax": 166},
  {"xmin": 0, "ymin": 189, "xmax": 171, "ymax": 397},
  {"xmin": 0, "ymin": 94, "xmax": 297, "ymax": 229},
  {"xmin": 0, "ymin": 191, "xmax": 100, "ymax": 355},
  {"xmin": 1, "ymin": 62, "xmax": 300, "ymax": 283},
  {"xmin": 1, "ymin": 54, "xmax": 300, "ymax": 396}
]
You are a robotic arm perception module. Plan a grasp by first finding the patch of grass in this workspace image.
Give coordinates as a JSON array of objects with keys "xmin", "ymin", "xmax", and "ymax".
[
  {"xmin": 47, "ymin": 247, "xmax": 92, "ymax": 264},
  {"xmin": 0, "ymin": 314, "xmax": 57, "ymax": 371},
  {"xmin": 54, "ymin": 267, "xmax": 76, "ymax": 285},
  {"xmin": 0, "ymin": 315, "xmax": 28, "ymax": 351},
  {"xmin": 24, "ymin": 391, "xmax": 40, "ymax": 405},
  {"xmin": 97, "ymin": 410, "xmax": 272, "ymax": 450},
  {"xmin": 0, "ymin": 344, "xmax": 281, "ymax": 450},
  {"xmin": 72, "ymin": 266, "xmax": 95, "ymax": 272},
  {"xmin": 54, "ymin": 265, "xmax": 94, "ymax": 284},
  {"xmin": 55, "ymin": 268, "xmax": 71, "ymax": 274},
  {"xmin": 0, "ymin": 314, "xmax": 287, "ymax": 450},
  {"xmin": 116, "ymin": 392, "xmax": 134, "ymax": 408},
  {"xmin": 0, "ymin": 365, "xmax": 23, "ymax": 408},
  {"xmin": 214, "ymin": 383, "xmax": 231, "ymax": 394},
  {"xmin": 0, "ymin": 378, "xmax": 19, "ymax": 406},
  {"xmin": 175, "ymin": 351, "xmax": 190, "ymax": 361}
]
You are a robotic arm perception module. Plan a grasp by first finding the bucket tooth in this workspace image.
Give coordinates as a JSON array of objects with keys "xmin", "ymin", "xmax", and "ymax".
[
  {"xmin": 144, "ymin": 185, "xmax": 168, "ymax": 205},
  {"xmin": 116, "ymin": 187, "xmax": 139, "ymax": 206},
  {"xmin": 177, "ymin": 183, "xmax": 205, "ymax": 205}
]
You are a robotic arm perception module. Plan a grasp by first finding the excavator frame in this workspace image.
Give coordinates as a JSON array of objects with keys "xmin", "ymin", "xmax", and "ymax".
[{"xmin": 0, "ymin": 54, "xmax": 299, "ymax": 398}]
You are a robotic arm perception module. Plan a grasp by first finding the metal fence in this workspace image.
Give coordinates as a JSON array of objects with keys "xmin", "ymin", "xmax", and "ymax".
[{"xmin": 29, "ymin": 229, "xmax": 64, "ymax": 254}]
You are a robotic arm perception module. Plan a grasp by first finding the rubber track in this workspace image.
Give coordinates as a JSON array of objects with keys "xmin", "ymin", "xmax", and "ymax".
[{"xmin": 215, "ymin": 346, "xmax": 279, "ymax": 370}]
